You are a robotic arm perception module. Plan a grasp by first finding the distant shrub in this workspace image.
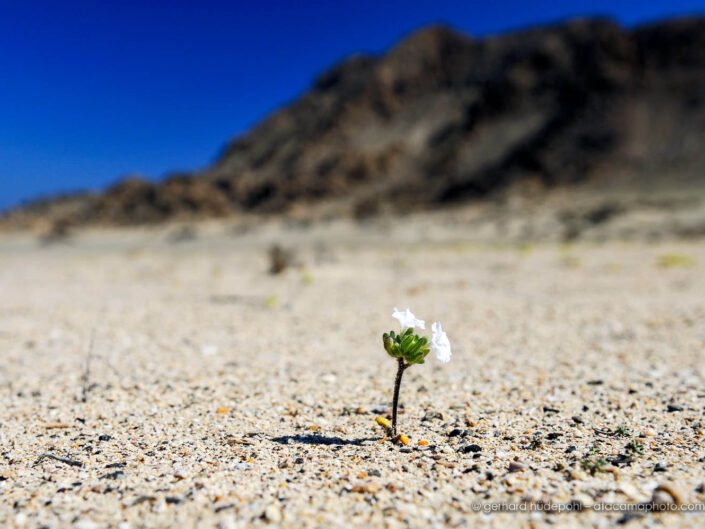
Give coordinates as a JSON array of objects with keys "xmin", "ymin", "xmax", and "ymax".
[{"xmin": 268, "ymin": 244, "xmax": 295, "ymax": 275}]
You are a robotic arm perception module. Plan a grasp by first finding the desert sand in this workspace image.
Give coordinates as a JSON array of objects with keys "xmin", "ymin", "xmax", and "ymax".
[{"xmin": 0, "ymin": 216, "xmax": 704, "ymax": 528}]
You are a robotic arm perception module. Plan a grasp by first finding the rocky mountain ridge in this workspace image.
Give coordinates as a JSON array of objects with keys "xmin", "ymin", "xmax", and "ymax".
[{"xmin": 3, "ymin": 16, "xmax": 705, "ymax": 229}]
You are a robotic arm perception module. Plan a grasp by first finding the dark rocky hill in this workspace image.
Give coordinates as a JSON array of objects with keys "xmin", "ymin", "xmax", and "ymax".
[{"xmin": 4, "ymin": 17, "xmax": 705, "ymax": 228}]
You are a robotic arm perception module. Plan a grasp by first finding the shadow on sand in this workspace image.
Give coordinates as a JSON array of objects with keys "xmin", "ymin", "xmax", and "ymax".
[{"xmin": 271, "ymin": 434, "xmax": 379, "ymax": 446}]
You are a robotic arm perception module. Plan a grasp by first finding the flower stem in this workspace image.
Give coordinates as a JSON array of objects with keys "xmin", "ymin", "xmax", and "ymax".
[{"xmin": 391, "ymin": 358, "xmax": 407, "ymax": 437}]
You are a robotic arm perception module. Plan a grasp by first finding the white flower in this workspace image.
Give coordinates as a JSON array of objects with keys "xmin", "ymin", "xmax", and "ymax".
[
  {"xmin": 431, "ymin": 322, "xmax": 452, "ymax": 363},
  {"xmin": 392, "ymin": 307, "xmax": 425, "ymax": 331}
]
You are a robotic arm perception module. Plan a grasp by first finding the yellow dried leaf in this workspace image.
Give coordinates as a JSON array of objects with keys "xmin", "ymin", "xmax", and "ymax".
[
  {"xmin": 418, "ymin": 439, "xmax": 429, "ymax": 446},
  {"xmin": 375, "ymin": 416, "xmax": 391, "ymax": 429},
  {"xmin": 399, "ymin": 434, "xmax": 410, "ymax": 446}
]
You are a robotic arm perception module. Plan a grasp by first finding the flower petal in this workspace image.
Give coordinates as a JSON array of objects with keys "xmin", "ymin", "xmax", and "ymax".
[
  {"xmin": 392, "ymin": 307, "xmax": 425, "ymax": 331},
  {"xmin": 431, "ymin": 322, "xmax": 452, "ymax": 363}
]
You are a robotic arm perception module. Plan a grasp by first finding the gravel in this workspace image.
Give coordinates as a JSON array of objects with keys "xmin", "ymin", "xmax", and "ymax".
[{"xmin": 0, "ymin": 223, "xmax": 703, "ymax": 528}]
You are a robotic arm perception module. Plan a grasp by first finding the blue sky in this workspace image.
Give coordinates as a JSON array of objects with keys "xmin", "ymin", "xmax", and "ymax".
[{"xmin": 1, "ymin": 1, "xmax": 704, "ymax": 211}]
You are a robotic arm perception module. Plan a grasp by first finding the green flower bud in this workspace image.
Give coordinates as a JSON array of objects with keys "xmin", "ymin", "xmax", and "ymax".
[{"xmin": 383, "ymin": 333, "xmax": 394, "ymax": 354}]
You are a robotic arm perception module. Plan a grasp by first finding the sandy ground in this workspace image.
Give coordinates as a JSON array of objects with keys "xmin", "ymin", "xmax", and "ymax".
[{"xmin": 0, "ymin": 218, "xmax": 704, "ymax": 528}]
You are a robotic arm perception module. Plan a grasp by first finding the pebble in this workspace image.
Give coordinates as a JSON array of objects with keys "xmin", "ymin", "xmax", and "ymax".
[
  {"xmin": 74, "ymin": 521, "xmax": 99, "ymax": 529},
  {"xmin": 650, "ymin": 484, "xmax": 683, "ymax": 507},
  {"xmin": 508, "ymin": 461, "xmax": 526, "ymax": 473},
  {"xmin": 321, "ymin": 373, "xmax": 337, "ymax": 384},
  {"xmin": 458, "ymin": 444, "xmax": 482, "ymax": 454},
  {"xmin": 3, "ymin": 236, "xmax": 703, "ymax": 528},
  {"xmin": 264, "ymin": 504, "xmax": 282, "ymax": 523}
]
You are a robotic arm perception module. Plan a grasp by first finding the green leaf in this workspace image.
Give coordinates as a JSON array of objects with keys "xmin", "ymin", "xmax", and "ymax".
[{"xmin": 400, "ymin": 334, "xmax": 415, "ymax": 353}]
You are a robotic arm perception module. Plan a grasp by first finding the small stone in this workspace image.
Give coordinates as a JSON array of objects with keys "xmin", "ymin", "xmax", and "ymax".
[
  {"xmin": 165, "ymin": 496, "xmax": 183, "ymax": 505},
  {"xmin": 74, "ymin": 521, "xmax": 99, "ymax": 529},
  {"xmin": 458, "ymin": 443, "xmax": 482, "ymax": 454},
  {"xmin": 666, "ymin": 404, "xmax": 683, "ymax": 412},
  {"xmin": 201, "ymin": 344, "xmax": 218, "ymax": 356},
  {"xmin": 448, "ymin": 428, "xmax": 463, "ymax": 437},
  {"xmin": 263, "ymin": 504, "xmax": 282, "ymax": 523},
  {"xmin": 321, "ymin": 373, "xmax": 337, "ymax": 384},
  {"xmin": 508, "ymin": 461, "xmax": 526, "ymax": 473},
  {"xmin": 618, "ymin": 483, "xmax": 641, "ymax": 500},
  {"xmin": 101, "ymin": 471, "xmax": 125, "ymax": 480},
  {"xmin": 650, "ymin": 484, "xmax": 684, "ymax": 507},
  {"xmin": 610, "ymin": 454, "xmax": 633, "ymax": 467},
  {"xmin": 616, "ymin": 513, "xmax": 644, "ymax": 525},
  {"xmin": 350, "ymin": 483, "xmax": 381, "ymax": 494},
  {"xmin": 385, "ymin": 482, "xmax": 399, "ymax": 492},
  {"xmin": 654, "ymin": 462, "xmax": 668, "ymax": 472},
  {"xmin": 98, "ymin": 434, "xmax": 112, "ymax": 442}
]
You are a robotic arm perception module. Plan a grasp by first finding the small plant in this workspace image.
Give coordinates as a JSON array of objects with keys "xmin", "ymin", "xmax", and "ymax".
[
  {"xmin": 657, "ymin": 254, "xmax": 695, "ymax": 269},
  {"xmin": 517, "ymin": 242, "xmax": 534, "ymax": 256},
  {"xmin": 625, "ymin": 440, "xmax": 644, "ymax": 455},
  {"xmin": 615, "ymin": 424, "xmax": 632, "ymax": 437},
  {"xmin": 529, "ymin": 432, "xmax": 543, "ymax": 450},
  {"xmin": 301, "ymin": 270, "xmax": 314, "ymax": 285},
  {"xmin": 268, "ymin": 244, "xmax": 295, "ymax": 275},
  {"xmin": 264, "ymin": 295, "xmax": 279, "ymax": 308},
  {"xmin": 380, "ymin": 308, "xmax": 451, "ymax": 439},
  {"xmin": 588, "ymin": 442, "xmax": 601, "ymax": 455},
  {"xmin": 581, "ymin": 442, "xmax": 607, "ymax": 475},
  {"xmin": 581, "ymin": 456, "xmax": 608, "ymax": 475}
]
